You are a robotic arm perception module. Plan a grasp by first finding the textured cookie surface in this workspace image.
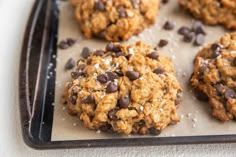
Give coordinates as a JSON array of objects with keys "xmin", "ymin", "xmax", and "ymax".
[
  {"xmin": 190, "ymin": 33, "xmax": 236, "ymax": 122},
  {"xmin": 178, "ymin": 0, "xmax": 236, "ymax": 30},
  {"xmin": 63, "ymin": 41, "xmax": 182, "ymax": 135},
  {"xmin": 70, "ymin": 0, "xmax": 159, "ymax": 41}
]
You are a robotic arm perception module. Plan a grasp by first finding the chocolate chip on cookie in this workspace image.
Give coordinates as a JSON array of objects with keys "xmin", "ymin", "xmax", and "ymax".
[
  {"xmin": 106, "ymin": 82, "xmax": 118, "ymax": 93},
  {"xmin": 118, "ymin": 96, "xmax": 130, "ymax": 108},
  {"xmin": 153, "ymin": 68, "xmax": 165, "ymax": 75},
  {"xmin": 147, "ymin": 51, "xmax": 159, "ymax": 59},
  {"xmin": 81, "ymin": 94, "xmax": 95, "ymax": 104},
  {"xmin": 126, "ymin": 71, "xmax": 140, "ymax": 81},
  {"xmin": 97, "ymin": 74, "xmax": 109, "ymax": 83}
]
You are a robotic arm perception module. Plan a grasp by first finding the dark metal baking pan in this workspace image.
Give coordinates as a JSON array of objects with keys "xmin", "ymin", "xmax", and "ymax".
[{"xmin": 19, "ymin": 0, "xmax": 236, "ymax": 149}]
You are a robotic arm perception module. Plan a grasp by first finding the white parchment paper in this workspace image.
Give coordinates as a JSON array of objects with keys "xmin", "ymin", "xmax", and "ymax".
[{"xmin": 51, "ymin": 1, "xmax": 235, "ymax": 141}]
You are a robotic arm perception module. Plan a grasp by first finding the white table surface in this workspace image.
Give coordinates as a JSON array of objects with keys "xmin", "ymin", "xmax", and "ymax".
[{"xmin": 0, "ymin": 0, "xmax": 235, "ymax": 157}]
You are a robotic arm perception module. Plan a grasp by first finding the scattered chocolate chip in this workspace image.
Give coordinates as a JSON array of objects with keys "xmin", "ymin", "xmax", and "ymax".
[
  {"xmin": 233, "ymin": 57, "xmax": 236, "ymax": 66},
  {"xmin": 118, "ymin": 7, "xmax": 126, "ymax": 18},
  {"xmin": 126, "ymin": 71, "xmax": 140, "ymax": 81},
  {"xmin": 199, "ymin": 64, "xmax": 208, "ymax": 75},
  {"xmin": 214, "ymin": 84, "xmax": 225, "ymax": 95},
  {"xmin": 115, "ymin": 71, "xmax": 124, "ymax": 76},
  {"xmin": 67, "ymin": 38, "xmax": 76, "ymax": 46},
  {"xmin": 147, "ymin": 51, "xmax": 159, "ymax": 59},
  {"xmin": 158, "ymin": 39, "xmax": 168, "ymax": 47},
  {"xmin": 106, "ymin": 42, "xmax": 121, "ymax": 52},
  {"xmin": 194, "ymin": 34, "xmax": 205, "ymax": 46},
  {"xmin": 95, "ymin": 1, "xmax": 105, "ymax": 11},
  {"xmin": 183, "ymin": 32, "xmax": 195, "ymax": 42},
  {"xmin": 65, "ymin": 58, "xmax": 75, "ymax": 70},
  {"xmin": 115, "ymin": 52, "xmax": 124, "ymax": 57},
  {"xmin": 106, "ymin": 72, "xmax": 118, "ymax": 81},
  {"xmin": 94, "ymin": 50, "xmax": 104, "ymax": 56},
  {"xmin": 77, "ymin": 64, "xmax": 86, "ymax": 71},
  {"xmin": 58, "ymin": 40, "xmax": 69, "ymax": 49},
  {"xmin": 163, "ymin": 21, "xmax": 175, "ymax": 30},
  {"xmin": 149, "ymin": 127, "xmax": 161, "ymax": 135},
  {"xmin": 162, "ymin": 0, "xmax": 169, "ymax": 4},
  {"xmin": 194, "ymin": 89, "xmax": 209, "ymax": 102},
  {"xmin": 81, "ymin": 95, "xmax": 95, "ymax": 104},
  {"xmin": 97, "ymin": 74, "xmax": 109, "ymax": 83},
  {"xmin": 108, "ymin": 108, "xmax": 119, "ymax": 120},
  {"xmin": 178, "ymin": 26, "xmax": 191, "ymax": 36},
  {"xmin": 81, "ymin": 47, "xmax": 91, "ymax": 59},
  {"xmin": 224, "ymin": 89, "xmax": 236, "ymax": 99},
  {"xmin": 71, "ymin": 70, "xmax": 84, "ymax": 79},
  {"xmin": 69, "ymin": 95, "xmax": 77, "ymax": 105},
  {"xmin": 153, "ymin": 68, "xmax": 165, "ymax": 75},
  {"xmin": 192, "ymin": 21, "xmax": 206, "ymax": 35},
  {"xmin": 106, "ymin": 82, "xmax": 118, "ymax": 93},
  {"xmin": 118, "ymin": 96, "xmax": 130, "ymax": 108}
]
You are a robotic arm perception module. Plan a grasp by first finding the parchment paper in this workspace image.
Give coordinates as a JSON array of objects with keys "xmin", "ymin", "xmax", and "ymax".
[{"xmin": 51, "ymin": 1, "xmax": 235, "ymax": 141}]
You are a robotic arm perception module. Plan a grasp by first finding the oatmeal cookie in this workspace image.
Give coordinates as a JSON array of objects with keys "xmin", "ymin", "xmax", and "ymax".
[
  {"xmin": 190, "ymin": 32, "xmax": 236, "ymax": 122},
  {"xmin": 63, "ymin": 41, "xmax": 182, "ymax": 135},
  {"xmin": 70, "ymin": 0, "xmax": 160, "ymax": 41},
  {"xmin": 178, "ymin": 0, "xmax": 236, "ymax": 30}
]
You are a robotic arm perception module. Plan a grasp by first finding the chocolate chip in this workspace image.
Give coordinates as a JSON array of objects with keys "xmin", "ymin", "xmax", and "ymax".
[
  {"xmin": 106, "ymin": 82, "xmax": 118, "ymax": 93},
  {"xmin": 183, "ymin": 32, "xmax": 195, "ymax": 42},
  {"xmin": 95, "ymin": 1, "xmax": 105, "ymax": 11},
  {"xmin": 194, "ymin": 34, "xmax": 205, "ymax": 46},
  {"xmin": 126, "ymin": 71, "xmax": 140, "ymax": 81},
  {"xmin": 118, "ymin": 96, "xmax": 130, "ymax": 108},
  {"xmin": 233, "ymin": 57, "xmax": 236, "ymax": 66},
  {"xmin": 97, "ymin": 74, "xmax": 108, "ymax": 83},
  {"xmin": 211, "ymin": 43, "xmax": 221, "ymax": 52},
  {"xmin": 65, "ymin": 58, "xmax": 75, "ymax": 70},
  {"xmin": 211, "ymin": 51, "xmax": 221, "ymax": 58},
  {"xmin": 116, "ymin": 52, "xmax": 124, "ymax": 57},
  {"xmin": 147, "ymin": 51, "xmax": 159, "ymax": 59},
  {"xmin": 163, "ymin": 21, "xmax": 175, "ymax": 30},
  {"xmin": 214, "ymin": 84, "xmax": 225, "ymax": 95},
  {"xmin": 194, "ymin": 89, "xmax": 209, "ymax": 102},
  {"xmin": 71, "ymin": 70, "xmax": 84, "ymax": 79},
  {"xmin": 158, "ymin": 39, "xmax": 168, "ymax": 47},
  {"xmin": 199, "ymin": 64, "xmax": 208, "ymax": 75},
  {"xmin": 224, "ymin": 89, "xmax": 236, "ymax": 99},
  {"xmin": 106, "ymin": 43, "xmax": 121, "ymax": 52},
  {"xmin": 118, "ymin": 7, "xmax": 126, "ymax": 18},
  {"xmin": 106, "ymin": 72, "xmax": 118, "ymax": 81},
  {"xmin": 153, "ymin": 68, "xmax": 165, "ymax": 75},
  {"xmin": 162, "ymin": 0, "xmax": 169, "ymax": 4},
  {"xmin": 192, "ymin": 21, "xmax": 206, "ymax": 35},
  {"xmin": 58, "ymin": 40, "xmax": 69, "ymax": 49},
  {"xmin": 99, "ymin": 123, "xmax": 113, "ymax": 132},
  {"xmin": 125, "ymin": 54, "xmax": 132, "ymax": 60},
  {"xmin": 108, "ymin": 108, "xmax": 119, "ymax": 120},
  {"xmin": 81, "ymin": 47, "xmax": 91, "ymax": 59},
  {"xmin": 81, "ymin": 95, "xmax": 95, "ymax": 104},
  {"xmin": 70, "ymin": 95, "xmax": 77, "ymax": 105},
  {"xmin": 94, "ymin": 50, "xmax": 104, "ymax": 56},
  {"xmin": 178, "ymin": 26, "xmax": 191, "ymax": 36},
  {"xmin": 149, "ymin": 127, "xmax": 161, "ymax": 135},
  {"xmin": 67, "ymin": 38, "xmax": 76, "ymax": 46},
  {"xmin": 115, "ymin": 71, "xmax": 124, "ymax": 76}
]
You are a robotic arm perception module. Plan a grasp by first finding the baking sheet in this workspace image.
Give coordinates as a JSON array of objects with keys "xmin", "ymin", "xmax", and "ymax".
[{"xmin": 51, "ymin": 1, "xmax": 235, "ymax": 141}]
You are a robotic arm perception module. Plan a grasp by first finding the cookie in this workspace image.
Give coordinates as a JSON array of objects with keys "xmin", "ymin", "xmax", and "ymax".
[
  {"xmin": 63, "ymin": 41, "xmax": 182, "ymax": 135},
  {"xmin": 178, "ymin": 0, "xmax": 236, "ymax": 30},
  {"xmin": 70, "ymin": 0, "xmax": 160, "ymax": 41},
  {"xmin": 190, "ymin": 32, "xmax": 236, "ymax": 122}
]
